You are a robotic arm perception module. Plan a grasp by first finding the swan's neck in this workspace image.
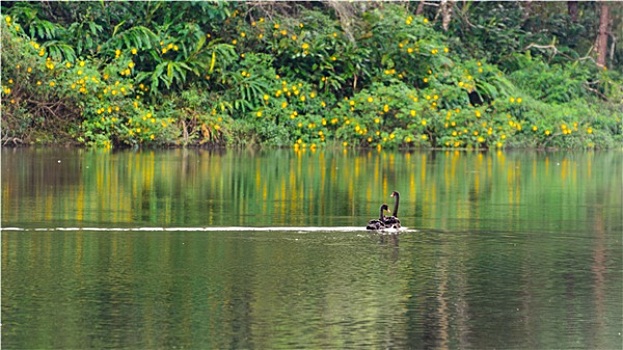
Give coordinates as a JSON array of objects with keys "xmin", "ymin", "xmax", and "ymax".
[
  {"xmin": 392, "ymin": 194, "xmax": 399, "ymax": 217},
  {"xmin": 379, "ymin": 208, "xmax": 385, "ymax": 220}
]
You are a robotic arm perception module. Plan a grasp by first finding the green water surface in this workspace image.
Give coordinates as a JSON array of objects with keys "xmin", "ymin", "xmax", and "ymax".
[{"xmin": 2, "ymin": 148, "xmax": 621, "ymax": 349}]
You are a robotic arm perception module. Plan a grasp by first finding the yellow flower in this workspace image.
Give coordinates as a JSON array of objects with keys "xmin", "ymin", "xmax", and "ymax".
[
  {"xmin": 49, "ymin": 81, "xmax": 56, "ymax": 87},
  {"xmin": 475, "ymin": 110, "xmax": 481, "ymax": 118},
  {"xmin": 383, "ymin": 104, "xmax": 389, "ymax": 112},
  {"xmin": 301, "ymin": 43, "xmax": 310, "ymax": 50},
  {"xmin": 516, "ymin": 97, "xmax": 522, "ymax": 104},
  {"xmin": 532, "ymin": 125, "xmax": 538, "ymax": 131},
  {"xmin": 421, "ymin": 119, "xmax": 427, "ymax": 126},
  {"xmin": 256, "ymin": 111, "xmax": 262, "ymax": 117},
  {"xmin": 162, "ymin": 48, "xmax": 168, "ymax": 54},
  {"xmin": 587, "ymin": 127, "xmax": 593, "ymax": 134},
  {"xmin": 374, "ymin": 117, "xmax": 380, "ymax": 124},
  {"xmin": 410, "ymin": 110, "xmax": 416, "ymax": 117},
  {"xmin": 263, "ymin": 94, "xmax": 269, "ymax": 101},
  {"xmin": 477, "ymin": 136, "xmax": 485, "ymax": 143},
  {"xmin": 342, "ymin": 141, "xmax": 348, "ymax": 147},
  {"xmin": 510, "ymin": 97, "xmax": 515, "ymax": 103},
  {"xmin": 131, "ymin": 48, "xmax": 138, "ymax": 55},
  {"xmin": 274, "ymin": 23, "xmax": 280, "ymax": 29}
]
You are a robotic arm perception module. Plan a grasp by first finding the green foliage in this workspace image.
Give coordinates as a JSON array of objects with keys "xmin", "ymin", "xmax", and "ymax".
[
  {"xmin": 507, "ymin": 53, "xmax": 589, "ymax": 103},
  {"xmin": 1, "ymin": 2, "xmax": 621, "ymax": 149}
]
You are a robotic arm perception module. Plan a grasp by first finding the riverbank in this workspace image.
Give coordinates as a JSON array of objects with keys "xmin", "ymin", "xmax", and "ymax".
[{"xmin": 2, "ymin": 2, "xmax": 621, "ymax": 149}]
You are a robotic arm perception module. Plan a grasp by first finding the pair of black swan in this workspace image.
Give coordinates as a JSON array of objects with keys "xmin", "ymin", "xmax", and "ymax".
[{"xmin": 366, "ymin": 191, "xmax": 401, "ymax": 230}]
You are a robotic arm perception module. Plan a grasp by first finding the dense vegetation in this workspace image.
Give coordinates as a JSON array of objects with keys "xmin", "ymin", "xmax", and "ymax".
[{"xmin": 2, "ymin": 1, "xmax": 622, "ymax": 149}]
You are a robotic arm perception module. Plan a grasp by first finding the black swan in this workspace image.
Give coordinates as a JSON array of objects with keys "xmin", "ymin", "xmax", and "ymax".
[
  {"xmin": 383, "ymin": 191, "xmax": 401, "ymax": 228},
  {"xmin": 366, "ymin": 204, "xmax": 389, "ymax": 230}
]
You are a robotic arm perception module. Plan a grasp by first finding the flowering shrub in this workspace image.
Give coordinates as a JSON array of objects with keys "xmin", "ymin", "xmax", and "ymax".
[{"xmin": 1, "ymin": 3, "xmax": 621, "ymax": 149}]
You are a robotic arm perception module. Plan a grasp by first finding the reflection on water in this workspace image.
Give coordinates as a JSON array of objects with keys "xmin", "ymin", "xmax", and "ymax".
[
  {"xmin": 1, "ymin": 148, "xmax": 622, "ymax": 349},
  {"xmin": 2, "ymin": 148, "xmax": 622, "ymax": 232}
]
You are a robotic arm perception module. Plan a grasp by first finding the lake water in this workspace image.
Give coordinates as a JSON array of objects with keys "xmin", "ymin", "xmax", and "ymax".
[{"xmin": 2, "ymin": 148, "xmax": 622, "ymax": 349}]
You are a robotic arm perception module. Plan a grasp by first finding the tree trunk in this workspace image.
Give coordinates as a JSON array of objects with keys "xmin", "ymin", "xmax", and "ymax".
[
  {"xmin": 440, "ymin": 0, "xmax": 454, "ymax": 32},
  {"xmin": 522, "ymin": 0, "xmax": 532, "ymax": 23},
  {"xmin": 567, "ymin": 1, "xmax": 579, "ymax": 22},
  {"xmin": 416, "ymin": 0, "xmax": 425, "ymax": 15},
  {"xmin": 595, "ymin": 1, "xmax": 610, "ymax": 68}
]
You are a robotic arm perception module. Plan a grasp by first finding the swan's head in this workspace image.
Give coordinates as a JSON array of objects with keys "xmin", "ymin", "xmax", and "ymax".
[
  {"xmin": 391, "ymin": 191, "xmax": 400, "ymax": 197},
  {"xmin": 381, "ymin": 204, "xmax": 389, "ymax": 211}
]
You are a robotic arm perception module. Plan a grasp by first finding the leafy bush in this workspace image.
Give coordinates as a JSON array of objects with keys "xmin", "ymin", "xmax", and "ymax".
[{"xmin": 1, "ymin": 2, "xmax": 621, "ymax": 150}]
